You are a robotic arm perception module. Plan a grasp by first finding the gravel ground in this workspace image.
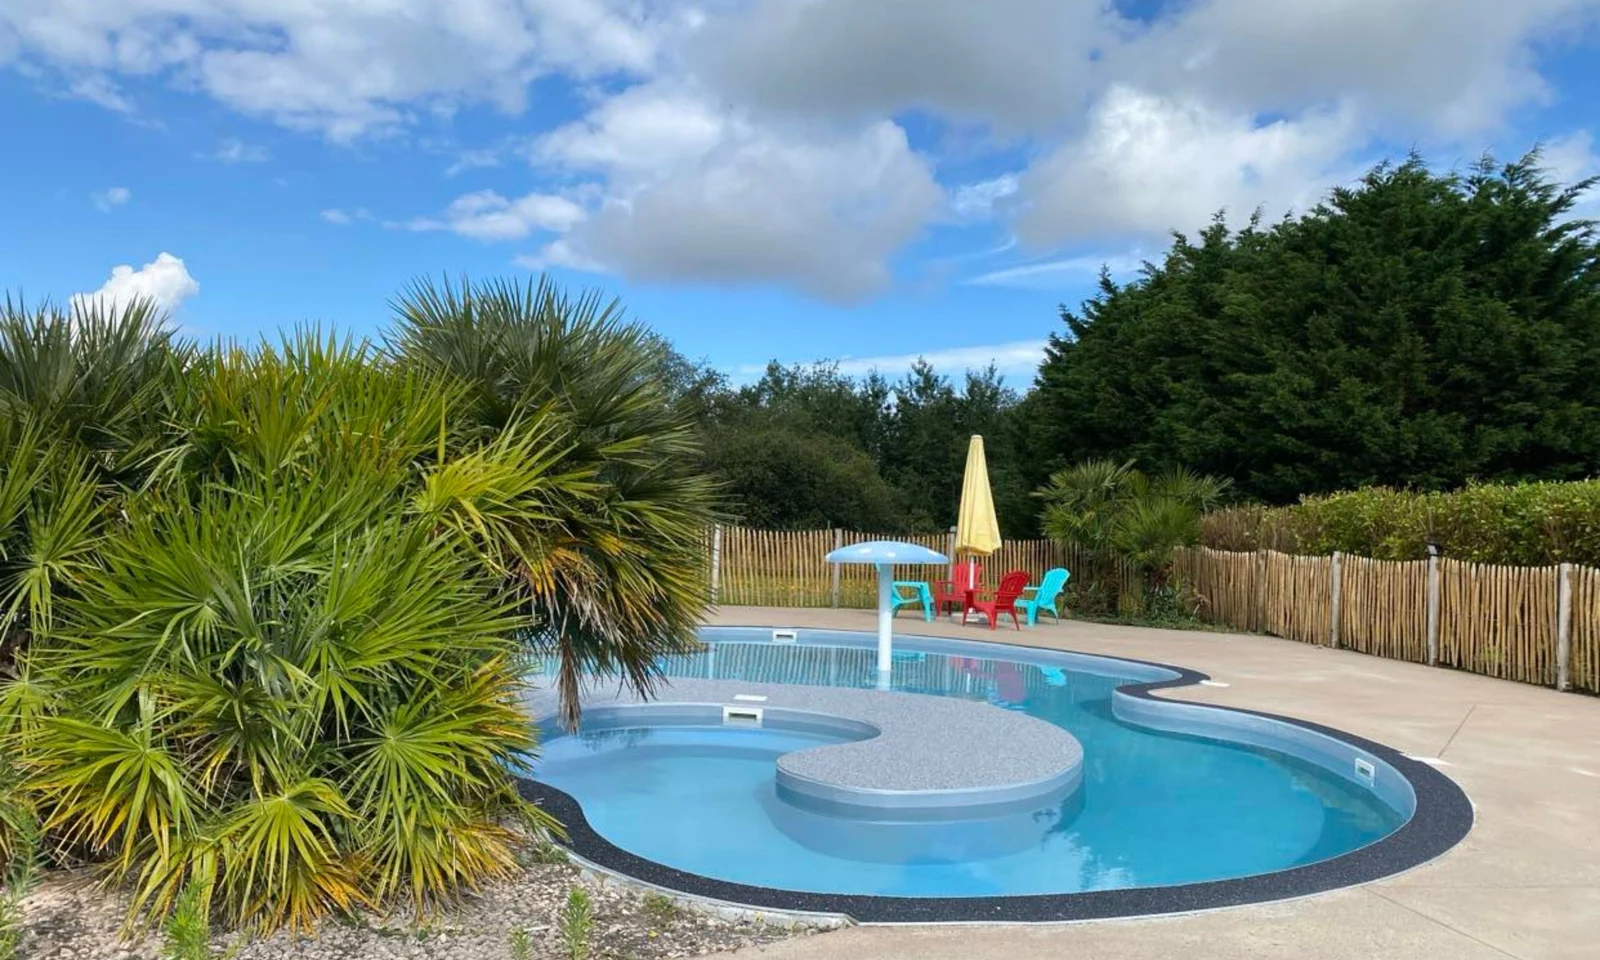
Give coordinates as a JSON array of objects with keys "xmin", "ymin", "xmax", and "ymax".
[{"xmin": 14, "ymin": 849, "xmax": 819, "ymax": 960}]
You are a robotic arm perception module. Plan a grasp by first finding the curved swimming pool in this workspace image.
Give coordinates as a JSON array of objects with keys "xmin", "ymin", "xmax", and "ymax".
[{"xmin": 522, "ymin": 628, "xmax": 1471, "ymax": 920}]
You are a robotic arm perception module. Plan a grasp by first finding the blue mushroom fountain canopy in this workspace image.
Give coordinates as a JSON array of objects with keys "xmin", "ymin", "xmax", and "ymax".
[
  {"xmin": 824, "ymin": 540, "xmax": 949, "ymax": 688},
  {"xmin": 824, "ymin": 540, "xmax": 949, "ymax": 565}
]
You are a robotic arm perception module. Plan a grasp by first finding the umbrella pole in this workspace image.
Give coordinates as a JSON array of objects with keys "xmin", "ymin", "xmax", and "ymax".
[{"xmin": 876, "ymin": 562, "xmax": 893, "ymax": 690}]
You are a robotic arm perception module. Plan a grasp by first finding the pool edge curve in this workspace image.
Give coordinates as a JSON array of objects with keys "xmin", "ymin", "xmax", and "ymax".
[{"xmin": 515, "ymin": 627, "xmax": 1474, "ymax": 924}]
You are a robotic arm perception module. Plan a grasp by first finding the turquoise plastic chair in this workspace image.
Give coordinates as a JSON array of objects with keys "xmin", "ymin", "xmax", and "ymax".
[
  {"xmin": 1013, "ymin": 568, "xmax": 1070, "ymax": 626},
  {"xmin": 890, "ymin": 581, "xmax": 934, "ymax": 621}
]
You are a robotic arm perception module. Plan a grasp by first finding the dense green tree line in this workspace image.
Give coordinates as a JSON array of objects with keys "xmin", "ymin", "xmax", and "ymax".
[
  {"xmin": 684, "ymin": 150, "xmax": 1600, "ymax": 531},
  {"xmin": 656, "ymin": 357, "xmax": 1037, "ymax": 536},
  {"xmin": 1027, "ymin": 152, "xmax": 1600, "ymax": 503}
]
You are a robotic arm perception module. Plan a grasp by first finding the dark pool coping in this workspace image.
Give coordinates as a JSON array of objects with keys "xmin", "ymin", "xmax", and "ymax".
[{"xmin": 515, "ymin": 629, "xmax": 1474, "ymax": 923}]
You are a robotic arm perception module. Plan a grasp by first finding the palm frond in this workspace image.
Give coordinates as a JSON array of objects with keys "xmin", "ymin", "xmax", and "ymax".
[
  {"xmin": 0, "ymin": 294, "xmax": 186, "ymax": 479},
  {"xmin": 391, "ymin": 275, "xmax": 722, "ymax": 726}
]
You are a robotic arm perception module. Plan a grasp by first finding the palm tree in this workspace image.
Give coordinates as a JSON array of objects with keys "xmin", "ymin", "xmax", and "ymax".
[
  {"xmin": 389, "ymin": 276, "xmax": 722, "ymax": 726},
  {"xmin": 1037, "ymin": 460, "xmax": 1230, "ymax": 613}
]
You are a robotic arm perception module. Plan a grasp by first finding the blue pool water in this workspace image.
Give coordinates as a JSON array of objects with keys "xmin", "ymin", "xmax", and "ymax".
[{"xmin": 532, "ymin": 636, "xmax": 1407, "ymax": 897}]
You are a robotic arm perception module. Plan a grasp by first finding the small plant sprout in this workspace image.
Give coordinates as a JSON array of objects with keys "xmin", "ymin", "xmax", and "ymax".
[
  {"xmin": 560, "ymin": 886, "xmax": 593, "ymax": 960},
  {"xmin": 508, "ymin": 926, "xmax": 534, "ymax": 960},
  {"xmin": 523, "ymin": 841, "xmax": 568, "ymax": 866},
  {"xmin": 164, "ymin": 882, "xmax": 212, "ymax": 960},
  {"xmin": 0, "ymin": 813, "xmax": 40, "ymax": 960},
  {"xmin": 642, "ymin": 892, "xmax": 680, "ymax": 927}
]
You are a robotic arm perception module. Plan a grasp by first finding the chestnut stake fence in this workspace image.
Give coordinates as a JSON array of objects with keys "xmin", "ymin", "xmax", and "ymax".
[
  {"xmin": 1171, "ymin": 547, "xmax": 1593, "ymax": 695},
  {"xmin": 711, "ymin": 525, "xmax": 1096, "ymax": 610},
  {"xmin": 707, "ymin": 526, "xmax": 1600, "ymax": 697}
]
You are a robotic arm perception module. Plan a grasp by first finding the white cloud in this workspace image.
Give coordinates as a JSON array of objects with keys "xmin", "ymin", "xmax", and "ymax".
[
  {"xmin": 530, "ymin": 82, "xmax": 944, "ymax": 300},
  {"xmin": 554, "ymin": 110, "xmax": 944, "ymax": 302},
  {"xmin": 1543, "ymin": 131, "xmax": 1598, "ymax": 184},
  {"xmin": 835, "ymin": 339, "xmax": 1046, "ymax": 379},
  {"xmin": 544, "ymin": 0, "xmax": 1593, "ymax": 292},
  {"xmin": 1014, "ymin": 87, "xmax": 1361, "ymax": 246},
  {"xmin": 691, "ymin": 0, "xmax": 1594, "ymax": 142},
  {"xmin": 514, "ymin": 238, "xmax": 604, "ymax": 273},
  {"xmin": 10, "ymin": 0, "xmax": 1598, "ymax": 303},
  {"xmin": 320, "ymin": 207, "xmax": 372, "ymax": 225},
  {"xmin": 672, "ymin": 0, "xmax": 1597, "ymax": 270},
  {"xmin": 967, "ymin": 253, "xmax": 1145, "ymax": 289},
  {"xmin": 1543, "ymin": 131, "xmax": 1600, "ymax": 218},
  {"xmin": 92, "ymin": 186, "xmax": 131, "ymax": 211},
  {"xmin": 445, "ymin": 148, "xmax": 502, "ymax": 177},
  {"xmin": 3, "ymin": 0, "xmax": 1587, "ymax": 152},
  {"xmin": 535, "ymin": 86, "xmax": 730, "ymax": 176},
  {"xmin": 68, "ymin": 74, "xmax": 134, "ymax": 112},
  {"xmin": 70, "ymin": 252, "xmax": 198, "ymax": 315},
  {"xmin": 1115, "ymin": 0, "xmax": 1597, "ymax": 138},
  {"xmin": 950, "ymin": 175, "xmax": 1020, "ymax": 220},
  {"xmin": 692, "ymin": 0, "xmax": 1112, "ymax": 130},
  {"xmin": 932, "ymin": 238, "xmax": 1020, "ymax": 266},
  {"xmin": 405, "ymin": 189, "xmax": 585, "ymax": 241},
  {"xmin": 202, "ymin": 137, "xmax": 269, "ymax": 163},
  {"xmin": 0, "ymin": 0, "xmax": 675, "ymax": 140},
  {"xmin": 742, "ymin": 339, "xmax": 1048, "ymax": 381}
]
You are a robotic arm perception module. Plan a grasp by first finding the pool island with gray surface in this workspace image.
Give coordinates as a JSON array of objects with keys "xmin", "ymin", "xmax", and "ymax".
[
  {"xmin": 518, "ymin": 627, "xmax": 1472, "ymax": 923},
  {"xmin": 525, "ymin": 677, "xmax": 1085, "ymax": 820}
]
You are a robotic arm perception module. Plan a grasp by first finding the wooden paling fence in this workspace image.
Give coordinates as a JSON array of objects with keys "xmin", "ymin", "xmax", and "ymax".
[
  {"xmin": 1437, "ymin": 559, "xmax": 1560, "ymax": 686},
  {"xmin": 1262, "ymin": 551, "xmax": 1333, "ymax": 646},
  {"xmin": 711, "ymin": 525, "xmax": 1086, "ymax": 610},
  {"xmin": 1338, "ymin": 556, "xmax": 1428, "ymax": 663},
  {"xmin": 1172, "ymin": 546, "xmax": 1262, "ymax": 632},
  {"xmin": 706, "ymin": 527, "xmax": 1600, "ymax": 697},
  {"xmin": 1571, "ymin": 566, "xmax": 1600, "ymax": 695},
  {"xmin": 1173, "ymin": 547, "xmax": 1599, "ymax": 695}
]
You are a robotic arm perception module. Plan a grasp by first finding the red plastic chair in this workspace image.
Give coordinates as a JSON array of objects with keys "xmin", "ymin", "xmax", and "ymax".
[
  {"xmin": 964, "ymin": 570, "xmax": 1030, "ymax": 630},
  {"xmin": 933, "ymin": 560, "xmax": 982, "ymax": 617}
]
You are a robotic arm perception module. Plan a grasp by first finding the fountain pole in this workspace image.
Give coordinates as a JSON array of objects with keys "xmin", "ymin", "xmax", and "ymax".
[
  {"xmin": 876, "ymin": 562, "xmax": 893, "ymax": 689},
  {"xmin": 822, "ymin": 540, "xmax": 949, "ymax": 694}
]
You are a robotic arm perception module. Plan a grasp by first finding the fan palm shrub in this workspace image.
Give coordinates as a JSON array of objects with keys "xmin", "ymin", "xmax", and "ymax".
[
  {"xmin": 7, "ymin": 336, "xmax": 570, "ymax": 931},
  {"xmin": 0, "ymin": 298, "xmax": 176, "ymax": 868},
  {"xmin": 390, "ymin": 277, "xmax": 721, "ymax": 724},
  {"xmin": 0, "ymin": 274, "xmax": 721, "ymax": 934},
  {"xmin": 1038, "ymin": 460, "xmax": 1231, "ymax": 613}
]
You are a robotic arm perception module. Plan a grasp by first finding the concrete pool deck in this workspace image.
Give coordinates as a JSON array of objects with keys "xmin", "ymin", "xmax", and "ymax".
[{"xmin": 709, "ymin": 607, "xmax": 1600, "ymax": 960}]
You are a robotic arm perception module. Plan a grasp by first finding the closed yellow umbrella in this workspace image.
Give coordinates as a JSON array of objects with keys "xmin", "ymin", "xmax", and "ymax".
[{"xmin": 954, "ymin": 435, "xmax": 1002, "ymax": 557}]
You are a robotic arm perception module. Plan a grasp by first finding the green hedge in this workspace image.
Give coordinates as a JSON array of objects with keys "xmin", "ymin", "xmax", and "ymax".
[{"xmin": 1200, "ymin": 481, "xmax": 1600, "ymax": 567}]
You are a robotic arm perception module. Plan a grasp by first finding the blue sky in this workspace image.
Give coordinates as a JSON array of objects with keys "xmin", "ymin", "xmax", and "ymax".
[{"xmin": 3, "ymin": 1, "xmax": 1599, "ymax": 385}]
